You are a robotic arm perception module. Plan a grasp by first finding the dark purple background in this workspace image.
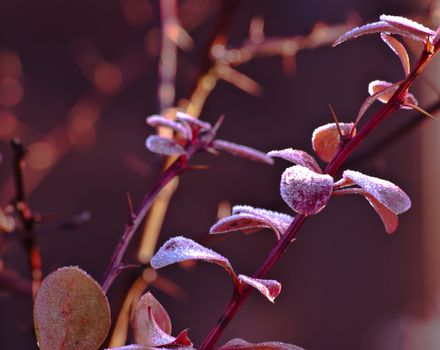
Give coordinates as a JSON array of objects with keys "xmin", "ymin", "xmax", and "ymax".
[{"xmin": 0, "ymin": 0, "xmax": 433, "ymax": 349}]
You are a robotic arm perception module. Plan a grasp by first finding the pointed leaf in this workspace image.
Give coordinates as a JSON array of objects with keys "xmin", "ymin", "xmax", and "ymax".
[
  {"xmin": 379, "ymin": 15, "xmax": 435, "ymax": 38},
  {"xmin": 342, "ymin": 170, "xmax": 411, "ymax": 214},
  {"xmin": 145, "ymin": 135, "xmax": 186, "ymax": 156},
  {"xmin": 311, "ymin": 123, "xmax": 355, "ymax": 162},
  {"xmin": 232, "ymin": 205, "xmax": 294, "ymax": 234},
  {"xmin": 280, "ymin": 165, "xmax": 333, "ymax": 215},
  {"xmin": 268, "ymin": 149, "xmax": 322, "ymax": 173},
  {"xmin": 135, "ymin": 306, "xmax": 176, "ymax": 347},
  {"xmin": 175, "ymin": 112, "xmax": 212, "ymax": 131},
  {"xmin": 209, "ymin": 213, "xmax": 282, "ymax": 240},
  {"xmin": 33, "ymin": 266, "xmax": 111, "ymax": 350},
  {"xmin": 212, "ymin": 139, "xmax": 274, "ymax": 165},
  {"xmin": 333, "ymin": 21, "xmax": 428, "ymax": 47},
  {"xmin": 132, "ymin": 292, "xmax": 172, "ymax": 344},
  {"xmin": 219, "ymin": 338, "xmax": 304, "ymax": 350},
  {"xmin": 150, "ymin": 237, "xmax": 238, "ymax": 284},
  {"xmin": 146, "ymin": 115, "xmax": 191, "ymax": 140},
  {"xmin": 238, "ymin": 274, "xmax": 281, "ymax": 303},
  {"xmin": 380, "ymin": 34, "xmax": 410, "ymax": 76}
]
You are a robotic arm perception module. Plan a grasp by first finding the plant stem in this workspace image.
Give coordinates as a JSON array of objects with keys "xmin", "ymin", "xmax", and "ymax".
[
  {"xmin": 199, "ymin": 42, "xmax": 439, "ymax": 350},
  {"xmin": 102, "ymin": 157, "xmax": 186, "ymax": 293}
]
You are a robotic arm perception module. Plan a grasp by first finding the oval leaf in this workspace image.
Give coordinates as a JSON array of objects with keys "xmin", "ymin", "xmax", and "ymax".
[
  {"xmin": 145, "ymin": 135, "xmax": 186, "ymax": 156},
  {"xmin": 33, "ymin": 266, "xmax": 111, "ymax": 350},
  {"xmin": 213, "ymin": 139, "xmax": 274, "ymax": 165},
  {"xmin": 238, "ymin": 275, "xmax": 281, "ymax": 303},
  {"xmin": 280, "ymin": 165, "xmax": 333, "ymax": 215},
  {"xmin": 311, "ymin": 123, "xmax": 355, "ymax": 162},
  {"xmin": 342, "ymin": 170, "xmax": 411, "ymax": 214},
  {"xmin": 268, "ymin": 149, "xmax": 322, "ymax": 173},
  {"xmin": 219, "ymin": 338, "xmax": 304, "ymax": 350},
  {"xmin": 150, "ymin": 237, "xmax": 237, "ymax": 284},
  {"xmin": 132, "ymin": 292, "xmax": 172, "ymax": 344}
]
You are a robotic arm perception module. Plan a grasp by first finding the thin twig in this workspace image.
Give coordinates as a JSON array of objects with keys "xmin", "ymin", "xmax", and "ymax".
[{"xmin": 10, "ymin": 139, "xmax": 42, "ymax": 299}]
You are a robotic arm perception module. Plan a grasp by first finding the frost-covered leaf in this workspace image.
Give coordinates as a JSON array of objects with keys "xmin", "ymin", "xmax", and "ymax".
[
  {"xmin": 109, "ymin": 346, "xmax": 195, "ymax": 350},
  {"xmin": 175, "ymin": 112, "xmax": 212, "ymax": 131},
  {"xmin": 146, "ymin": 115, "xmax": 192, "ymax": 140},
  {"xmin": 379, "ymin": 15, "xmax": 435, "ymax": 38},
  {"xmin": 33, "ymin": 266, "xmax": 111, "ymax": 350},
  {"xmin": 219, "ymin": 338, "xmax": 304, "ymax": 350},
  {"xmin": 268, "ymin": 149, "xmax": 322, "ymax": 173},
  {"xmin": 150, "ymin": 237, "xmax": 237, "ymax": 284},
  {"xmin": 380, "ymin": 34, "xmax": 410, "ymax": 76},
  {"xmin": 311, "ymin": 123, "xmax": 355, "ymax": 162},
  {"xmin": 209, "ymin": 213, "xmax": 282, "ymax": 240},
  {"xmin": 233, "ymin": 205, "xmax": 294, "ymax": 234},
  {"xmin": 342, "ymin": 170, "xmax": 411, "ymax": 214},
  {"xmin": 333, "ymin": 20, "xmax": 428, "ymax": 47},
  {"xmin": 145, "ymin": 135, "xmax": 186, "ymax": 156},
  {"xmin": 366, "ymin": 80, "xmax": 418, "ymax": 110},
  {"xmin": 280, "ymin": 165, "xmax": 334, "ymax": 215},
  {"xmin": 238, "ymin": 275, "xmax": 281, "ymax": 303},
  {"xmin": 132, "ymin": 292, "xmax": 172, "ymax": 345},
  {"xmin": 212, "ymin": 139, "xmax": 274, "ymax": 165}
]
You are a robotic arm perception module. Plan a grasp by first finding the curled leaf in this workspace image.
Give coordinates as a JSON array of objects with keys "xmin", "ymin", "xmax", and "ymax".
[
  {"xmin": 150, "ymin": 236, "xmax": 238, "ymax": 285},
  {"xmin": 280, "ymin": 165, "xmax": 333, "ymax": 215},
  {"xmin": 380, "ymin": 33, "xmax": 410, "ymax": 76},
  {"xmin": 233, "ymin": 205, "xmax": 294, "ymax": 234},
  {"xmin": 33, "ymin": 266, "xmax": 111, "ymax": 350},
  {"xmin": 145, "ymin": 135, "xmax": 186, "ymax": 156},
  {"xmin": 311, "ymin": 123, "xmax": 355, "ymax": 162},
  {"xmin": 219, "ymin": 338, "xmax": 304, "ymax": 350},
  {"xmin": 175, "ymin": 112, "xmax": 212, "ymax": 131},
  {"xmin": 132, "ymin": 292, "xmax": 172, "ymax": 345},
  {"xmin": 209, "ymin": 213, "xmax": 283, "ymax": 240},
  {"xmin": 212, "ymin": 139, "xmax": 274, "ymax": 165},
  {"xmin": 268, "ymin": 149, "xmax": 322, "ymax": 173},
  {"xmin": 238, "ymin": 274, "xmax": 281, "ymax": 303},
  {"xmin": 146, "ymin": 115, "xmax": 192, "ymax": 140},
  {"xmin": 342, "ymin": 170, "xmax": 411, "ymax": 214}
]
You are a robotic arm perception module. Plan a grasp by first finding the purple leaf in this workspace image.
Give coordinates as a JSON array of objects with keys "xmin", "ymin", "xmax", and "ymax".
[
  {"xmin": 175, "ymin": 112, "xmax": 212, "ymax": 131},
  {"xmin": 333, "ymin": 187, "xmax": 399, "ymax": 234},
  {"xmin": 238, "ymin": 274, "xmax": 281, "ymax": 303},
  {"xmin": 379, "ymin": 15, "xmax": 435, "ymax": 38},
  {"xmin": 280, "ymin": 165, "xmax": 334, "ymax": 215},
  {"xmin": 380, "ymin": 34, "xmax": 410, "ymax": 76},
  {"xmin": 342, "ymin": 170, "xmax": 411, "ymax": 214},
  {"xmin": 150, "ymin": 237, "xmax": 238, "ymax": 285},
  {"xmin": 268, "ymin": 149, "xmax": 322, "ymax": 173},
  {"xmin": 232, "ymin": 205, "xmax": 294, "ymax": 234},
  {"xmin": 209, "ymin": 213, "xmax": 283, "ymax": 240},
  {"xmin": 219, "ymin": 338, "xmax": 305, "ymax": 350},
  {"xmin": 311, "ymin": 123, "xmax": 355, "ymax": 163},
  {"xmin": 146, "ymin": 115, "xmax": 192, "ymax": 140},
  {"xmin": 145, "ymin": 135, "xmax": 186, "ymax": 156},
  {"xmin": 132, "ymin": 292, "xmax": 172, "ymax": 345},
  {"xmin": 212, "ymin": 139, "xmax": 274, "ymax": 165}
]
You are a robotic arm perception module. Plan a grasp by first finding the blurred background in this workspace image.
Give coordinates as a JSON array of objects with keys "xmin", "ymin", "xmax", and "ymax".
[{"xmin": 1, "ymin": 0, "xmax": 440, "ymax": 349}]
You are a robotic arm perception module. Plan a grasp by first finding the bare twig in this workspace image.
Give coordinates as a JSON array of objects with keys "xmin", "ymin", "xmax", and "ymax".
[{"xmin": 10, "ymin": 139, "xmax": 42, "ymax": 298}]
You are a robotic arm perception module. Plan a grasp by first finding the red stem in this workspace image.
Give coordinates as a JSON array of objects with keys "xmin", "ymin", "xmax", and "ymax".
[
  {"xmin": 102, "ymin": 157, "xmax": 186, "ymax": 293},
  {"xmin": 199, "ymin": 42, "xmax": 439, "ymax": 350}
]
